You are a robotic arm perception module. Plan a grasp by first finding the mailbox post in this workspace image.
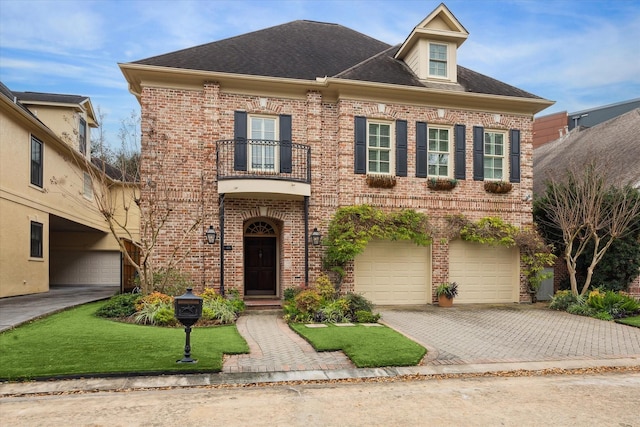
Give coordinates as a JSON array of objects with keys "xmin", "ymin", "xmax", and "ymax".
[{"xmin": 174, "ymin": 288, "xmax": 203, "ymax": 363}]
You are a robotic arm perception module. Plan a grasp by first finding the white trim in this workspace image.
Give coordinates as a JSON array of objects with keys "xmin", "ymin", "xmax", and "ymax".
[
  {"xmin": 483, "ymin": 130, "xmax": 509, "ymax": 181},
  {"xmin": 366, "ymin": 119, "xmax": 395, "ymax": 175},
  {"xmin": 427, "ymin": 125, "xmax": 453, "ymax": 178}
]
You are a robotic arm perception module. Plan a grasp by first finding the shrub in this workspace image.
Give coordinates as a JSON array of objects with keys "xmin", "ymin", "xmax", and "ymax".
[
  {"xmin": 355, "ymin": 310, "xmax": 380, "ymax": 323},
  {"xmin": 343, "ymin": 292, "xmax": 374, "ymax": 314},
  {"xmin": 318, "ymin": 298, "xmax": 350, "ymax": 323},
  {"xmin": 586, "ymin": 289, "xmax": 640, "ymax": 319},
  {"xmin": 549, "ymin": 290, "xmax": 579, "ymax": 311},
  {"xmin": 134, "ymin": 292, "xmax": 174, "ymax": 325},
  {"xmin": 95, "ymin": 293, "xmax": 141, "ymax": 318},
  {"xmin": 295, "ymin": 289, "xmax": 322, "ymax": 313},
  {"xmin": 566, "ymin": 303, "xmax": 596, "ymax": 317},
  {"xmin": 150, "ymin": 268, "xmax": 194, "ymax": 296},
  {"xmin": 154, "ymin": 307, "xmax": 178, "ymax": 326},
  {"xmin": 315, "ymin": 274, "xmax": 337, "ymax": 301},
  {"xmin": 201, "ymin": 296, "xmax": 238, "ymax": 325}
]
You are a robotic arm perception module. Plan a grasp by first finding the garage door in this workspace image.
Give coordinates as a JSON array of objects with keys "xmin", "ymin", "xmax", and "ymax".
[
  {"xmin": 50, "ymin": 251, "xmax": 121, "ymax": 286},
  {"xmin": 449, "ymin": 241, "xmax": 519, "ymax": 303},
  {"xmin": 355, "ymin": 240, "xmax": 431, "ymax": 305}
]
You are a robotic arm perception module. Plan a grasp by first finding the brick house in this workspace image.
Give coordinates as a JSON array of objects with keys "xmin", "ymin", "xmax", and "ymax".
[{"xmin": 119, "ymin": 4, "xmax": 553, "ymax": 305}]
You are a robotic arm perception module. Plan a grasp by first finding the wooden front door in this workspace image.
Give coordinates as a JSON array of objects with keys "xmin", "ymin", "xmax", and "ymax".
[{"xmin": 244, "ymin": 237, "xmax": 277, "ymax": 296}]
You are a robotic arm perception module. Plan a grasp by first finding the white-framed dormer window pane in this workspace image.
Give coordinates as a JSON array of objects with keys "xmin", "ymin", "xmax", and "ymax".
[
  {"xmin": 83, "ymin": 172, "xmax": 93, "ymax": 199},
  {"xmin": 484, "ymin": 131, "xmax": 505, "ymax": 180},
  {"xmin": 249, "ymin": 116, "xmax": 278, "ymax": 172},
  {"xmin": 428, "ymin": 127, "xmax": 451, "ymax": 177},
  {"xmin": 368, "ymin": 122, "xmax": 392, "ymax": 174},
  {"xmin": 429, "ymin": 43, "xmax": 447, "ymax": 77}
]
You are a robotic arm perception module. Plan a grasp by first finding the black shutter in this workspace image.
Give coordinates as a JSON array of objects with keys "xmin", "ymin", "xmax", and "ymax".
[
  {"xmin": 279, "ymin": 114, "xmax": 292, "ymax": 173},
  {"xmin": 395, "ymin": 119, "xmax": 408, "ymax": 177},
  {"xmin": 354, "ymin": 116, "xmax": 366, "ymax": 174},
  {"xmin": 454, "ymin": 124, "xmax": 466, "ymax": 180},
  {"xmin": 415, "ymin": 122, "xmax": 427, "ymax": 178},
  {"xmin": 473, "ymin": 126, "xmax": 484, "ymax": 181},
  {"xmin": 509, "ymin": 129, "xmax": 521, "ymax": 183},
  {"xmin": 234, "ymin": 111, "xmax": 247, "ymax": 171}
]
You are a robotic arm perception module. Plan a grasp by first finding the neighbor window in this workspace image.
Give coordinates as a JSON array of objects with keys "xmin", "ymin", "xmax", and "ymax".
[
  {"xmin": 484, "ymin": 131, "xmax": 506, "ymax": 180},
  {"xmin": 30, "ymin": 136, "xmax": 43, "ymax": 188},
  {"xmin": 428, "ymin": 127, "xmax": 451, "ymax": 177},
  {"xmin": 79, "ymin": 117, "xmax": 87, "ymax": 155},
  {"xmin": 30, "ymin": 221, "xmax": 43, "ymax": 258},
  {"xmin": 368, "ymin": 121, "xmax": 393, "ymax": 174},
  {"xmin": 83, "ymin": 172, "xmax": 93, "ymax": 199},
  {"xmin": 249, "ymin": 116, "xmax": 278, "ymax": 171},
  {"xmin": 429, "ymin": 43, "xmax": 447, "ymax": 77}
]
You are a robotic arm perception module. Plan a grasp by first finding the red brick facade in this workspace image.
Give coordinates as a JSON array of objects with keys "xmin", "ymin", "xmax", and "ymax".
[{"xmin": 139, "ymin": 82, "xmax": 538, "ymax": 303}]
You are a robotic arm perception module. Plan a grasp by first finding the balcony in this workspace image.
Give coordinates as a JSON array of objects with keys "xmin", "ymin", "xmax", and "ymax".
[{"xmin": 216, "ymin": 139, "xmax": 311, "ymax": 198}]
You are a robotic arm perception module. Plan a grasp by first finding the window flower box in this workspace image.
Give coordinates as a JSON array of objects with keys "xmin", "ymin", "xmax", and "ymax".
[
  {"xmin": 366, "ymin": 174, "xmax": 396, "ymax": 188},
  {"xmin": 427, "ymin": 178, "xmax": 458, "ymax": 191},
  {"xmin": 484, "ymin": 181, "xmax": 512, "ymax": 194}
]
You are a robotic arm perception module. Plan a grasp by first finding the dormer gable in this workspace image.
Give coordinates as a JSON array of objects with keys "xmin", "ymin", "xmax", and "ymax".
[{"xmin": 395, "ymin": 3, "xmax": 468, "ymax": 83}]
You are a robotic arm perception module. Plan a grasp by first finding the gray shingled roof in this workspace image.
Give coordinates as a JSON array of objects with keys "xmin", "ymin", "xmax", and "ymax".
[
  {"xmin": 13, "ymin": 91, "xmax": 89, "ymax": 105},
  {"xmin": 533, "ymin": 108, "xmax": 640, "ymax": 195},
  {"xmin": 135, "ymin": 20, "xmax": 390, "ymax": 80},
  {"xmin": 133, "ymin": 19, "xmax": 543, "ymax": 99}
]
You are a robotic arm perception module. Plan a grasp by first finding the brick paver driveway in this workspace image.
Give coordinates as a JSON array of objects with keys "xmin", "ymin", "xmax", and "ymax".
[{"xmin": 379, "ymin": 305, "xmax": 640, "ymax": 365}]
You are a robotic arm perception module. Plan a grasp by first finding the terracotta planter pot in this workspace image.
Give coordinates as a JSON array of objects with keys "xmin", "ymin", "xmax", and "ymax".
[{"xmin": 438, "ymin": 295, "xmax": 454, "ymax": 307}]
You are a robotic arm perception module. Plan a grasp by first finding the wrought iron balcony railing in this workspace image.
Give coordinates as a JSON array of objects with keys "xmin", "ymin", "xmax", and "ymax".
[{"xmin": 216, "ymin": 139, "xmax": 311, "ymax": 184}]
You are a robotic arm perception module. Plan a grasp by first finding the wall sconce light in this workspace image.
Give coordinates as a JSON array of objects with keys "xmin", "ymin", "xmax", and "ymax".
[
  {"xmin": 205, "ymin": 225, "xmax": 218, "ymax": 245},
  {"xmin": 311, "ymin": 227, "xmax": 322, "ymax": 246}
]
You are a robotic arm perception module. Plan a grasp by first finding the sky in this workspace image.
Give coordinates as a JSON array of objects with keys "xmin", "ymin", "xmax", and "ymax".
[{"xmin": 1, "ymin": 0, "xmax": 639, "ymax": 148}]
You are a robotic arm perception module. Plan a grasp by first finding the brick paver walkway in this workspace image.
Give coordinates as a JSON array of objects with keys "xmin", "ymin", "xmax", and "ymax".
[
  {"xmin": 222, "ymin": 312, "xmax": 354, "ymax": 373},
  {"xmin": 380, "ymin": 306, "xmax": 640, "ymax": 365}
]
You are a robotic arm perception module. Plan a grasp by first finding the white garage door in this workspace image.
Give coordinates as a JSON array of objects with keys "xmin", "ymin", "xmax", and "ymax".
[
  {"xmin": 449, "ymin": 241, "xmax": 519, "ymax": 303},
  {"xmin": 355, "ymin": 240, "xmax": 431, "ymax": 305},
  {"xmin": 50, "ymin": 251, "xmax": 121, "ymax": 286}
]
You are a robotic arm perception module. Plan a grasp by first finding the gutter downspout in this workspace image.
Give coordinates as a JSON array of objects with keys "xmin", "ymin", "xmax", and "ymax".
[
  {"xmin": 304, "ymin": 195, "xmax": 309, "ymax": 287},
  {"xmin": 219, "ymin": 193, "xmax": 225, "ymax": 296}
]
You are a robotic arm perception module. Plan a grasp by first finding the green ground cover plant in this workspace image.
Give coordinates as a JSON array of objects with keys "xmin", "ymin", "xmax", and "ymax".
[
  {"xmin": 549, "ymin": 289, "xmax": 640, "ymax": 321},
  {"xmin": 616, "ymin": 316, "xmax": 640, "ymax": 328},
  {"xmin": 290, "ymin": 323, "xmax": 425, "ymax": 368},
  {"xmin": 0, "ymin": 302, "xmax": 249, "ymax": 381}
]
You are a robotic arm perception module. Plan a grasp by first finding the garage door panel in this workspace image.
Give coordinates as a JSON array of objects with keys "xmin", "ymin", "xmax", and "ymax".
[
  {"xmin": 50, "ymin": 251, "xmax": 120, "ymax": 286},
  {"xmin": 355, "ymin": 240, "xmax": 431, "ymax": 305},
  {"xmin": 449, "ymin": 241, "xmax": 519, "ymax": 304}
]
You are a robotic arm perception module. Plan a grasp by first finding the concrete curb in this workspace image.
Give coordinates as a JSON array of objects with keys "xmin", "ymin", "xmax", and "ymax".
[{"xmin": 2, "ymin": 357, "xmax": 638, "ymax": 397}]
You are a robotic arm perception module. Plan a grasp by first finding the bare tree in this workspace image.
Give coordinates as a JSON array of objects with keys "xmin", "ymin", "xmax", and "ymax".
[
  {"xmin": 537, "ymin": 159, "xmax": 640, "ymax": 296},
  {"xmin": 58, "ymin": 110, "xmax": 203, "ymax": 294}
]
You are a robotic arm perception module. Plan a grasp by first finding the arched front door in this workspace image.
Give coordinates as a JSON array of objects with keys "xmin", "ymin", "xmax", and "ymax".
[{"xmin": 244, "ymin": 220, "xmax": 277, "ymax": 296}]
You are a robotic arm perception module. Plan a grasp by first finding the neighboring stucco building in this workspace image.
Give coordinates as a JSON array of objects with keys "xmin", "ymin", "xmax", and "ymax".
[
  {"xmin": 120, "ymin": 4, "xmax": 553, "ymax": 305},
  {"xmin": 0, "ymin": 83, "xmax": 139, "ymax": 298}
]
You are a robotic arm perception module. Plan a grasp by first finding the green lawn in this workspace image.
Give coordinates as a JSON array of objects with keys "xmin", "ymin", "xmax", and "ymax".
[
  {"xmin": 616, "ymin": 316, "xmax": 640, "ymax": 328},
  {"xmin": 290, "ymin": 323, "xmax": 426, "ymax": 368},
  {"xmin": 0, "ymin": 302, "xmax": 249, "ymax": 381}
]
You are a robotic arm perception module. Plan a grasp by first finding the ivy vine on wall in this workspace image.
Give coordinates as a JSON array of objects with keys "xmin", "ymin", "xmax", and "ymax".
[{"xmin": 324, "ymin": 205, "xmax": 433, "ymax": 279}]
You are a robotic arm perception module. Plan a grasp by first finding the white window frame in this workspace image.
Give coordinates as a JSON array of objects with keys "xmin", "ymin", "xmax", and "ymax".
[
  {"xmin": 367, "ymin": 120, "xmax": 394, "ymax": 175},
  {"xmin": 83, "ymin": 172, "xmax": 93, "ymax": 199},
  {"xmin": 248, "ymin": 115, "xmax": 279, "ymax": 173},
  {"xmin": 428, "ymin": 43, "xmax": 448, "ymax": 78},
  {"xmin": 484, "ymin": 130, "xmax": 508, "ymax": 180},
  {"xmin": 427, "ymin": 126, "xmax": 452, "ymax": 178}
]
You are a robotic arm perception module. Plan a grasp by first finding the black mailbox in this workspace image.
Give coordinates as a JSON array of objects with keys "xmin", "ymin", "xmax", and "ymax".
[{"xmin": 174, "ymin": 288, "xmax": 203, "ymax": 363}]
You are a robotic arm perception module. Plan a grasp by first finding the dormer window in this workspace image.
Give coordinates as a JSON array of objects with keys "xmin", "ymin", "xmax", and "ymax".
[{"xmin": 429, "ymin": 43, "xmax": 448, "ymax": 77}]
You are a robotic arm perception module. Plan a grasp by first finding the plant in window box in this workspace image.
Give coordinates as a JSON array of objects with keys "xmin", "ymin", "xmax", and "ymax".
[
  {"xmin": 427, "ymin": 177, "xmax": 458, "ymax": 191},
  {"xmin": 484, "ymin": 181, "xmax": 512, "ymax": 194},
  {"xmin": 436, "ymin": 282, "xmax": 458, "ymax": 307},
  {"xmin": 366, "ymin": 174, "xmax": 396, "ymax": 188}
]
